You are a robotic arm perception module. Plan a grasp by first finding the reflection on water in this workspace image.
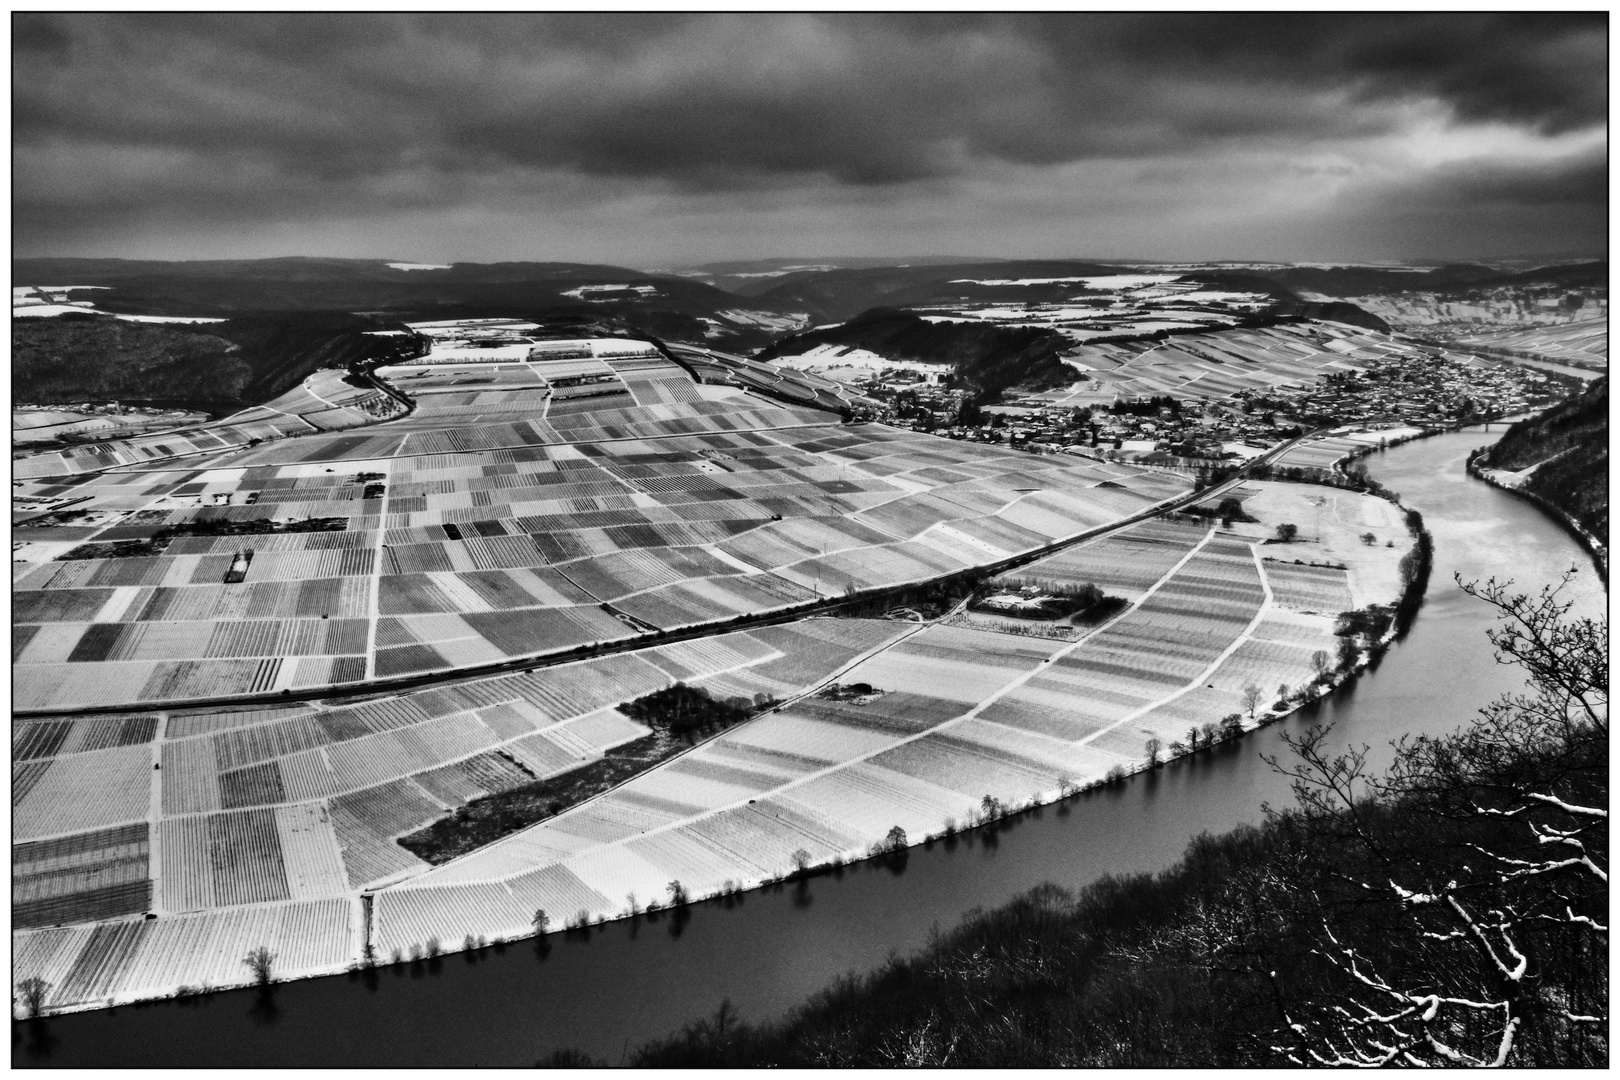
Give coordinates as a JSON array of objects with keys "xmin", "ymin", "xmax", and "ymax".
[{"xmin": 19, "ymin": 430, "xmax": 1604, "ymax": 1067}]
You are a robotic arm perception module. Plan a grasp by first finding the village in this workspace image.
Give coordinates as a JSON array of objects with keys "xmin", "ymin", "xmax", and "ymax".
[{"xmin": 849, "ymin": 337, "xmax": 1570, "ymax": 466}]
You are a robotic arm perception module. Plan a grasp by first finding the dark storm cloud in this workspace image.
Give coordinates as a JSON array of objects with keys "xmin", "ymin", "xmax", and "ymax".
[
  {"xmin": 1093, "ymin": 13, "xmax": 1605, "ymax": 133},
  {"xmin": 1336, "ymin": 147, "xmax": 1607, "ymax": 223},
  {"xmin": 11, "ymin": 12, "xmax": 1606, "ymax": 260}
]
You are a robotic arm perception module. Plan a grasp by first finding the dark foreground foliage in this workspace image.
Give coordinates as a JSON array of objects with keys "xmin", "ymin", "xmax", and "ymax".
[{"xmin": 619, "ymin": 575, "xmax": 1606, "ymax": 1068}]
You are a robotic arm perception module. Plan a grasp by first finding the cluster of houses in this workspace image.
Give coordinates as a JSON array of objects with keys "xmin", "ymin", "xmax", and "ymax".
[{"xmin": 853, "ymin": 350, "xmax": 1564, "ymax": 466}]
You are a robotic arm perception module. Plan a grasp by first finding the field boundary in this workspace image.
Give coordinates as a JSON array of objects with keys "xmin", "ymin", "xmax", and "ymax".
[{"xmin": 14, "ymin": 431, "xmax": 1318, "ymax": 719}]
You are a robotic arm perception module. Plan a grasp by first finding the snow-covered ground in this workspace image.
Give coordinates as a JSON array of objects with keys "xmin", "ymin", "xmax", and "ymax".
[
  {"xmin": 108, "ymin": 314, "xmax": 230, "ymax": 324},
  {"xmin": 560, "ymin": 284, "xmax": 658, "ymax": 300},
  {"xmin": 717, "ymin": 309, "xmax": 811, "ymax": 332},
  {"xmin": 13, "ymin": 304, "xmax": 100, "ymax": 318},
  {"xmin": 12, "ymin": 285, "xmax": 224, "ymax": 323},
  {"xmin": 770, "ymin": 343, "xmax": 945, "ymax": 380},
  {"xmin": 407, "ymin": 318, "xmax": 540, "ymax": 334}
]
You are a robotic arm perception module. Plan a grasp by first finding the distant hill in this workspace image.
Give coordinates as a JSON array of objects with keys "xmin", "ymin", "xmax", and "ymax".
[
  {"xmin": 1260, "ymin": 261, "xmax": 1606, "ymax": 299},
  {"xmin": 657, "ymin": 256, "xmax": 996, "ymax": 296},
  {"xmin": 757, "ymin": 308, "xmax": 1077, "ymax": 400},
  {"xmin": 1479, "ymin": 377, "xmax": 1608, "ymax": 544},
  {"xmin": 750, "ymin": 266, "xmax": 1401, "ymax": 401},
  {"xmin": 12, "ymin": 311, "xmax": 413, "ymax": 413},
  {"xmin": 1490, "ymin": 261, "xmax": 1609, "ymax": 291},
  {"xmin": 749, "ymin": 260, "xmax": 1130, "ymax": 322},
  {"xmin": 11, "ymin": 256, "xmax": 809, "ymax": 352}
]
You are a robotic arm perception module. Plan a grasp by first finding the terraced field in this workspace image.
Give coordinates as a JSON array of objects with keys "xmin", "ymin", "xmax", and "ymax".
[
  {"xmin": 1034, "ymin": 323, "xmax": 1407, "ymax": 408},
  {"xmin": 1448, "ymin": 319, "xmax": 1608, "ymax": 369},
  {"xmin": 1271, "ymin": 424, "xmax": 1424, "ymax": 471},
  {"xmin": 13, "ymin": 408, "xmax": 212, "ymax": 447}
]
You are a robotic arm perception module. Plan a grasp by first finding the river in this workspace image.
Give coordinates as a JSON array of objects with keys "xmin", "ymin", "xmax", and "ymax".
[{"xmin": 15, "ymin": 428, "xmax": 1605, "ymax": 1067}]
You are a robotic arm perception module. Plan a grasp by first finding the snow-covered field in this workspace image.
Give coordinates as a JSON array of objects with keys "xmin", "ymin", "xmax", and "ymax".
[
  {"xmin": 769, "ymin": 343, "xmax": 944, "ymax": 378},
  {"xmin": 560, "ymin": 284, "xmax": 658, "ymax": 300},
  {"xmin": 12, "ymin": 285, "xmax": 224, "ymax": 324}
]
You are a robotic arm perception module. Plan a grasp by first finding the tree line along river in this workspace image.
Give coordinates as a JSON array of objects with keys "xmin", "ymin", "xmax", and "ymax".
[{"xmin": 16, "ymin": 426, "xmax": 1606, "ymax": 1067}]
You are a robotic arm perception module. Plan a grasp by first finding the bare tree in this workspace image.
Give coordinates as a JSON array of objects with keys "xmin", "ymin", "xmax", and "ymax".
[
  {"xmin": 16, "ymin": 977, "xmax": 48, "ymax": 1019},
  {"xmin": 1145, "ymin": 737, "xmax": 1162, "ymax": 767},
  {"xmin": 790, "ymin": 848, "xmax": 812, "ymax": 876},
  {"xmin": 1310, "ymin": 649, "xmax": 1330, "ymax": 679},
  {"xmin": 243, "ymin": 946, "xmax": 276, "ymax": 986},
  {"xmin": 1266, "ymin": 573, "xmax": 1606, "ymax": 1066},
  {"xmin": 1241, "ymin": 683, "xmax": 1263, "ymax": 719}
]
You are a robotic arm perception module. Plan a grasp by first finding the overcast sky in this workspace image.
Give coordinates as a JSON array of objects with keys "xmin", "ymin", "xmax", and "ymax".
[{"xmin": 13, "ymin": 12, "xmax": 1607, "ymax": 267}]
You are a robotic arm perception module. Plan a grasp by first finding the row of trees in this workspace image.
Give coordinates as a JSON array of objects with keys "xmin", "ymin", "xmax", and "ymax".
[{"xmin": 16, "ymin": 946, "xmax": 277, "ymax": 1018}]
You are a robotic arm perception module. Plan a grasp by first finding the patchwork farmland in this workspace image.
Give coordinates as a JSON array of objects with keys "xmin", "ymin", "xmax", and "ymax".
[
  {"xmin": 13, "ymin": 319, "xmax": 1416, "ymax": 1014},
  {"xmin": 13, "ymin": 407, "xmax": 214, "ymax": 448},
  {"xmin": 14, "ymin": 329, "xmax": 1192, "ymax": 712}
]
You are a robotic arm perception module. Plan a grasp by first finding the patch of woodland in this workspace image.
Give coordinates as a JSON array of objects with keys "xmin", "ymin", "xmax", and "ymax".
[
  {"xmin": 13, "ymin": 312, "xmax": 412, "ymax": 410},
  {"xmin": 58, "ymin": 517, "xmax": 348, "ymax": 560},
  {"xmin": 1479, "ymin": 377, "xmax": 1608, "ymax": 543},
  {"xmin": 400, "ymin": 685, "xmax": 778, "ymax": 865}
]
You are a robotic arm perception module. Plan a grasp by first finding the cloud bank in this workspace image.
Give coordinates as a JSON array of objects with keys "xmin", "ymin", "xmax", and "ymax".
[{"xmin": 13, "ymin": 13, "xmax": 1607, "ymax": 264}]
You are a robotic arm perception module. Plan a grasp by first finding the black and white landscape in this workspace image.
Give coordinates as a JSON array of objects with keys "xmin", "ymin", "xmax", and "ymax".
[{"xmin": 11, "ymin": 13, "xmax": 1606, "ymax": 1069}]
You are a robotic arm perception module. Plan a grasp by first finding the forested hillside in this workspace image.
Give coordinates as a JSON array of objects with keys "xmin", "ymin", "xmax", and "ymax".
[
  {"xmin": 13, "ymin": 312, "xmax": 409, "ymax": 411},
  {"xmin": 1481, "ymin": 377, "xmax": 1608, "ymax": 543},
  {"xmin": 12, "ymin": 257, "xmax": 806, "ymax": 353},
  {"xmin": 757, "ymin": 309, "xmax": 1076, "ymax": 400}
]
